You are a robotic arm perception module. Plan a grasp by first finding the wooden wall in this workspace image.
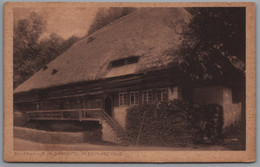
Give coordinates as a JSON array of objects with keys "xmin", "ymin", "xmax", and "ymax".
[{"xmin": 14, "ymin": 68, "xmax": 184, "ymax": 112}]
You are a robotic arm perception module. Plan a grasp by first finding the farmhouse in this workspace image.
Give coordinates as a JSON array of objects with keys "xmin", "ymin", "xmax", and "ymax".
[{"xmin": 14, "ymin": 8, "xmax": 244, "ymax": 144}]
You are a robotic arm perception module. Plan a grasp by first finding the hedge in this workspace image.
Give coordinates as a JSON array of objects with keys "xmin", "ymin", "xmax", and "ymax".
[{"xmin": 126, "ymin": 100, "xmax": 223, "ymax": 146}]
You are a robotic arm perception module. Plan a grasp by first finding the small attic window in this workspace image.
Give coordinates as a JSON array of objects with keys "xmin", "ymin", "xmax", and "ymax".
[
  {"xmin": 51, "ymin": 69, "xmax": 58, "ymax": 75},
  {"xmin": 43, "ymin": 66, "xmax": 48, "ymax": 71},
  {"xmin": 87, "ymin": 37, "xmax": 95, "ymax": 43},
  {"xmin": 110, "ymin": 56, "xmax": 139, "ymax": 68}
]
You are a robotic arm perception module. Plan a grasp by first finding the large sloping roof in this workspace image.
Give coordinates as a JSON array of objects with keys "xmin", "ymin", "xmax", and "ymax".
[{"xmin": 14, "ymin": 8, "xmax": 191, "ymax": 94}]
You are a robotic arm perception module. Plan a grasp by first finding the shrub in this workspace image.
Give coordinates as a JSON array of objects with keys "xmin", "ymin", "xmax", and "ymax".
[
  {"xmin": 126, "ymin": 100, "xmax": 223, "ymax": 146},
  {"xmin": 126, "ymin": 100, "xmax": 197, "ymax": 146},
  {"xmin": 192, "ymin": 104, "xmax": 224, "ymax": 144},
  {"xmin": 14, "ymin": 111, "xmax": 29, "ymax": 126}
]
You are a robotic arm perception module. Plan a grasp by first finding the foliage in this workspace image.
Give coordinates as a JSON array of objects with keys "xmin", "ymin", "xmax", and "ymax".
[
  {"xmin": 126, "ymin": 100, "xmax": 224, "ymax": 146},
  {"xmin": 192, "ymin": 104, "xmax": 224, "ymax": 144},
  {"xmin": 13, "ymin": 12, "xmax": 80, "ymax": 88},
  {"xmin": 87, "ymin": 7, "xmax": 136, "ymax": 35},
  {"xmin": 169, "ymin": 8, "xmax": 245, "ymax": 81}
]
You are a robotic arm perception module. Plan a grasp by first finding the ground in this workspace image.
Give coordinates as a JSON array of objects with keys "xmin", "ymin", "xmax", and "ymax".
[{"xmin": 14, "ymin": 138, "xmax": 229, "ymax": 151}]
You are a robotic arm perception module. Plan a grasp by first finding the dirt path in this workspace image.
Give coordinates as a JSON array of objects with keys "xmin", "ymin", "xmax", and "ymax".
[{"xmin": 14, "ymin": 138, "xmax": 228, "ymax": 151}]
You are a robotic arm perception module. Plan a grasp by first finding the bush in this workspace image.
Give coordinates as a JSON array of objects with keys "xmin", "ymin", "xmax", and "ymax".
[
  {"xmin": 126, "ymin": 100, "xmax": 197, "ymax": 146},
  {"xmin": 126, "ymin": 100, "xmax": 223, "ymax": 146},
  {"xmin": 14, "ymin": 111, "xmax": 29, "ymax": 126},
  {"xmin": 192, "ymin": 104, "xmax": 224, "ymax": 144}
]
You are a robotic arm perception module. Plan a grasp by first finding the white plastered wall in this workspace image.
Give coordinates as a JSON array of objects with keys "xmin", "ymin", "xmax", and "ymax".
[
  {"xmin": 192, "ymin": 86, "xmax": 241, "ymax": 128},
  {"xmin": 113, "ymin": 106, "xmax": 128, "ymax": 129},
  {"xmin": 168, "ymin": 87, "xmax": 179, "ymax": 100},
  {"xmin": 222, "ymin": 87, "xmax": 241, "ymax": 127}
]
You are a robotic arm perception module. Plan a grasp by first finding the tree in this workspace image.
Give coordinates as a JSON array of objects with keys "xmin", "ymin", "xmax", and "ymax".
[
  {"xmin": 175, "ymin": 8, "xmax": 246, "ymax": 146},
  {"xmin": 13, "ymin": 12, "xmax": 46, "ymax": 88},
  {"xmin": 13, "ymin": 12, "xmax": 80, "ymax": 88},
  {"xmin": 176, "ymin": 7, "xmax": 245, "ymax": 81},
  {"xmin": 87, "ymin": 7, "xmax": 136, "ymax": 35}
]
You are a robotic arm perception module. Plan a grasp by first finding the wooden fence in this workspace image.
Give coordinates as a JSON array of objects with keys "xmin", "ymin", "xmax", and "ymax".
[{"xmin": 27, "ymin": 108, "xmax": 102, "ymax": 122}]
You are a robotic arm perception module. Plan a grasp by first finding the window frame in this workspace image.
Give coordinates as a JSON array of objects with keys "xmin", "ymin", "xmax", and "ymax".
[
  {"xmin": 110, "ymin": 56, "xmax": 140, "ymax": 68},
  {"xmin": 142, "ymin": 90, "xmax": 153, "ymax": 104},
  {"xmin": 130, "ymin": 91, "xmax": 139, "ymax": 106},
  {"xmin": 155, "ymin": 88, "xmax": 169, "ymax": 102},
  {"xmin": 119, "ymin": 92, "xmax": 128, "ymax": 106}
]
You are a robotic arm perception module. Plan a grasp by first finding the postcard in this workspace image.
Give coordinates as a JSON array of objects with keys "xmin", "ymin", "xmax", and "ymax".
[{"xmin": 4, "ymin": 2, "xmax": 256, "ymax": 162}]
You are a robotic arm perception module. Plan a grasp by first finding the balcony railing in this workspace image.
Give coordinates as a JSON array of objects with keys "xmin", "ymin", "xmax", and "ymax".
[{"xmin": 26, "ymin": 108, "xmax": 102, "ymax": 121}]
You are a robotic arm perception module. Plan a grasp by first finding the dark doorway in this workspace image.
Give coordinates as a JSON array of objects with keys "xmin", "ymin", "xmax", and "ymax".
[{"xmin": 104, "ymin": 96, "xmax": 112, "ymax": 116}]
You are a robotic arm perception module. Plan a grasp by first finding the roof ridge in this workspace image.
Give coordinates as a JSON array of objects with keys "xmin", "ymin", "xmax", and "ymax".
[{"xmin": 89, "ymin": 8, "xmax": 152, "ymax": 37}]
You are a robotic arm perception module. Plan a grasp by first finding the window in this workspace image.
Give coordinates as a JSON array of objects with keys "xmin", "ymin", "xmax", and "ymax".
[
  {"xmin": 119, "ymin": 92, "xmax": 127, "ymax": 106},
  {"xmin": 126, "ymin": 56, "xmax": 139, "ymax": 64},
  {"xmin": 156, "ymin": 88, "xmax": 168, "ymax": 101},
  {"xmin": 110, "ymin": 56, "xmax": 140, "ymax": 68},
  {"xmin": 142, "ymin": 90, "xmax": 152, "ymax": 104},
  {"xmin": 130, "ymin": 91, "xmax": 139, "ymax": 106},
  {"xmin": 111, "ymin": 59, "xmax": 125, "ymax": 67}
]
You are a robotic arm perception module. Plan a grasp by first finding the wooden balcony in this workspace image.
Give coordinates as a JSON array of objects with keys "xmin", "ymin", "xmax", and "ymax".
[
  {"xmin": 26, "ymin": 108, "xmax": 103, "ymax": 122},
  {"xmin": 26, "ymin": 108, "xmax": 129, "ymax": 145}
]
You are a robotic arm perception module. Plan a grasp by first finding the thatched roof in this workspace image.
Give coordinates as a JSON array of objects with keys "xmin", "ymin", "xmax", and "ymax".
[{"xmin": 14, "ymin": 8, "xmax": 191, "ymax": 94}]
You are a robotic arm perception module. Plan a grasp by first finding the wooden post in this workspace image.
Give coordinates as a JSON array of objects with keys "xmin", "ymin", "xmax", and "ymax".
[
  {"xmin": 26, "ymin": 112, "xmax": 30, "ymax": 121},
  {"xmin": 100, "ymin": 109, "xmax": 103, "ymax": 124},
  {"xmin": 136, "ymin": 110, "xmax": 146, "ymax": 146},
  {"xmin": 79, "ymin": 110, "xmax": 82, "ymax": 121}
]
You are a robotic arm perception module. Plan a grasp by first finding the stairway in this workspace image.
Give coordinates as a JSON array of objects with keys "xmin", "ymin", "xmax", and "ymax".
[{"xmin": 100, "ymin": 110, "xmax": 128, "ymax": 145}]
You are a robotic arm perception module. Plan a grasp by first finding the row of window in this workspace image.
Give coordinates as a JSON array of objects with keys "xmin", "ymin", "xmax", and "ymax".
[{"xmin": 119, "ymin": 88, "xmax": 169, "ymax": 106}]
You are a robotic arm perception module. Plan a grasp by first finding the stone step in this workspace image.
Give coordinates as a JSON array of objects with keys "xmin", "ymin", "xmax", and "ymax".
[{"xmin": 101, "ymin": 111, "xmax": 129, "ymax": 145}]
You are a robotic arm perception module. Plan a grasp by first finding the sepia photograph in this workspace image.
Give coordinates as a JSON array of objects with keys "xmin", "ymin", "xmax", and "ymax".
[{"xmin": 4, "ymin": 2, "xmax": 256, "ymax": 162}]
